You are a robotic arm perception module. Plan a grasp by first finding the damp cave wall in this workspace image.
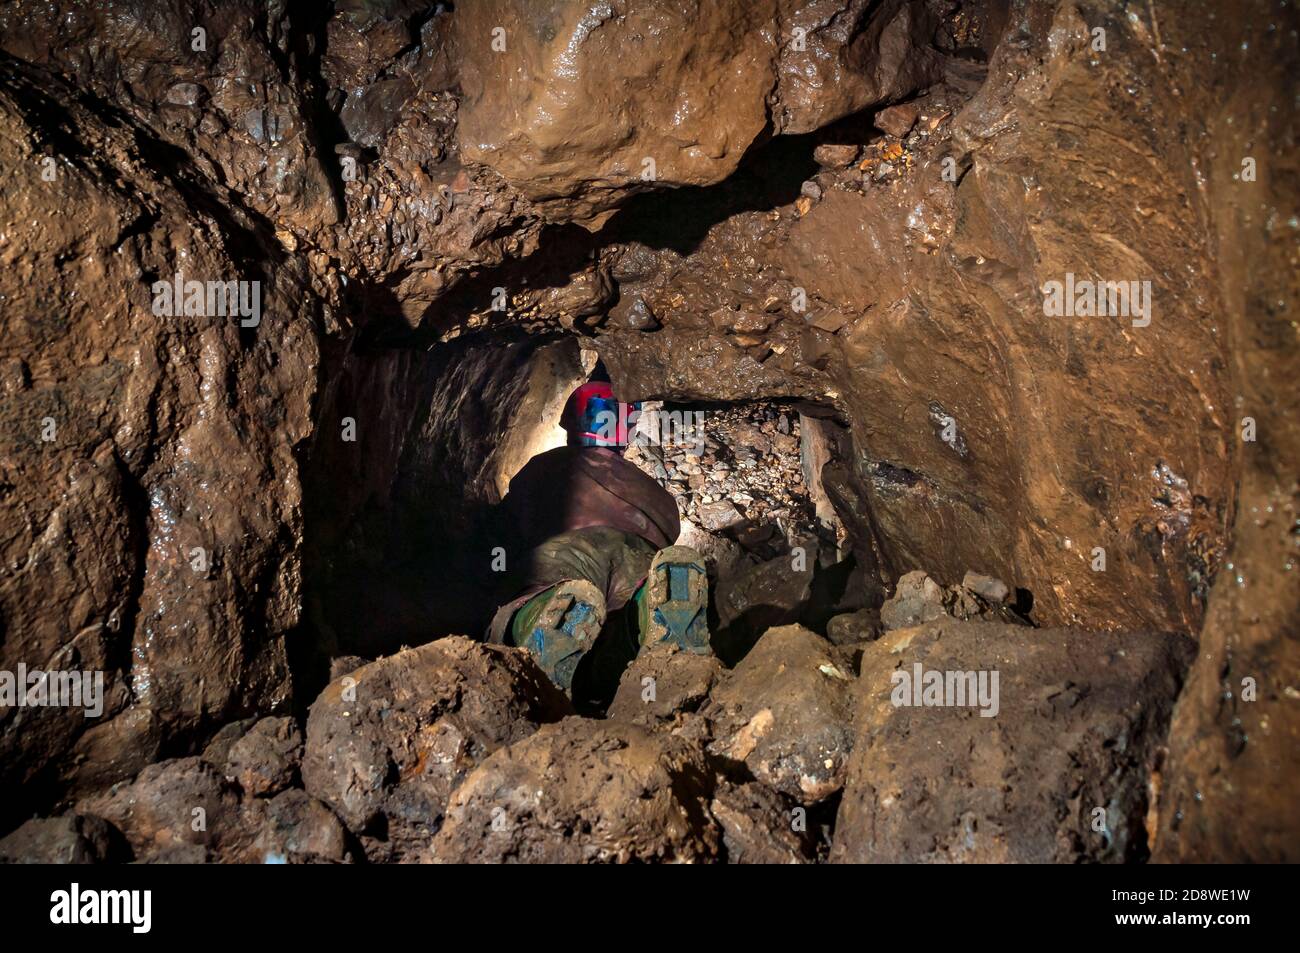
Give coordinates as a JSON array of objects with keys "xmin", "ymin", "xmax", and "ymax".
[{"xmin": 0, "ymin": 0, "xmax": 1295, "ymax": 858}]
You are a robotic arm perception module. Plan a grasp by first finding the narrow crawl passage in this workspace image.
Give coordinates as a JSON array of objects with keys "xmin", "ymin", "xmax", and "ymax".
[{"xmin": 622, "ymin": 399, "xmax": 859, "ymax": 665}]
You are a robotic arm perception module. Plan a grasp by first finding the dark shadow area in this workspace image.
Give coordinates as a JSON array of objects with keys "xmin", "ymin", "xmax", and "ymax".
[{"xmin": 289, "ymin": 323, "xmax": 565, "ymax": 708}]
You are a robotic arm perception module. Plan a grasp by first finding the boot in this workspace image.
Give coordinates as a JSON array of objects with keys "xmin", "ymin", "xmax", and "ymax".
[
  {"xmin": 512, "ymin": 579, "xmax": 606, "ymax": 692},
  {"xmin": 642, "ymin": 545, "xmax": 710, "ymax": 654}
]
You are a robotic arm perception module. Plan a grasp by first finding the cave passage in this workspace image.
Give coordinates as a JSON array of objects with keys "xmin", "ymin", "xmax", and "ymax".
[{"xmin": 1, "ymin": 0, "xmax": 1293, "ymax": 869}]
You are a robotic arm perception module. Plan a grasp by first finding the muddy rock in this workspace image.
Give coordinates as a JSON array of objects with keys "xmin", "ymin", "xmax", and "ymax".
[
  {"xmin": 199, "ymin": 719, "xmax": 258, "ymax": 771},
  {"xmin": 607, "ymin": 643, "xmax": 725, "ymax": 729},
  {"xmin": 832, "ymin": 621, "xmax": 1195, "ymax": 863},
  {"xmin": 302, "ymin": 637, "xmax": 571, "ymax": 861},
  {"xmin": 697, "ymin": 500, "xmax": 746, "ymax": 532},
  {"xmin": 0, "ymin": 53, "xmax": 319, "ymax": 823},
  {"xmin": 704, "ymin": 625, "xmax": 854, "ymax": 803},
  {"xmin": 0, "ymin": 1, "xmax": 339, "ymax": 236},
  {"xmin": 0, "ymin": 0, "xmax": 1294, "ymax": 865},
  {"xmin": 773, "ymin": 0, "xmax": 945, "ymax": 134},
  {"xmin": 225, "ymin": 717, "xmax": 303, "ymax": 798},
  {"xmin": 710, "ymin": 780, "xmax": 816, "ymax": 864},
  {"xmin": 452, "ymin": 0, "xmax": 778, "ymax": 224},
  {"xmin": 0, "ymin": 814, "xmax": 122, "ymax": 864},
  {"xmin": 826, "ymin": 607, "xmax": 883, "ymax": 645},
  {"xmin": 714, "ymin": 552, "xmax": 820, "ymax": 660},
  {"xmin": 429, "ymin": 717, "xmax": 720, "ymax": 863},
  {"xmin": 873, "ymin": 101, "xmax": 921, "ymax": 137},
  {"xmin": 253, "ymin": 789, "xmax": 352, "ymax": 865},
  {"xmin": 879, "ymin": 570, "xmax": 949, "ymax": 628},
  {"xmin": 812, "ymin": 143, "xmax": 860, "ymax": 169},
  {"xmin": 452, "ymin": 0, "xmax": 942, "ymax": 224},
  {"xmin": 607, "ymin": 294, "xmax": 660, "ymax": 332},
  {"xmin": 74, "ymin": 758, "xmax": 250, "ymax": 863}
]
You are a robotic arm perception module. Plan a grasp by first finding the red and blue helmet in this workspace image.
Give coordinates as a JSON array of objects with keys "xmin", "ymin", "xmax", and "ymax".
[{"xmin": 561, "ymin": 381, "xmax": 641, "ymax": 448}]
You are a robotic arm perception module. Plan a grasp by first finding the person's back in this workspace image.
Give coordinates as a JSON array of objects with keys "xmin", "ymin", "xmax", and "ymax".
[
  {"xmin": 487, "ymin": 372, "xmax": 711, "ymax": 699},
  {"xmin": 502, "ymin": 444, "xmax": 679, "ymax": 554}
]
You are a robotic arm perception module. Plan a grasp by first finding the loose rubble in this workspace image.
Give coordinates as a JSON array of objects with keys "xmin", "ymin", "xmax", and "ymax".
[
  {"xmin": 0, "ymin": 589, "xmax": 1203, "ymax": 864},
  {"xmin": 625, "ymin": 401, "xmax": 837, "ymax": 560}
]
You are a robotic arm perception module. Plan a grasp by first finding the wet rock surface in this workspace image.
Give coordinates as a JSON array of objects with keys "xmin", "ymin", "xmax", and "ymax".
[
  {"xmin": 0, "ymin": 0, "xmax": 1295, "ymax": 863},
  {"xmin": 607, "ymin": 643, "xmax": 724, "ymax": 730},
  {"xmin": 704, "ymin": 625, "xmax": 855, "ymax": 804},
  {"xmin": 429, "ymin": 717, "xmax": 721, "ymax": 863},
  {"xmin": 832, "ymin": 621, "xmax": 1195, "ymax": 863},
  {"xmin": 301, "ymin": 637, "xmax": 571, "ymax": 862},
  {"xmin": 0, "ymin": 51, "xmax": 318, "ymax": 825}
]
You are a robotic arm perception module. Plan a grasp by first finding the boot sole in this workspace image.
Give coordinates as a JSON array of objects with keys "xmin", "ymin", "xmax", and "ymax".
[
  {"xmin": 644, "ymin": 545, "xmax": 710, "ymax": 654},
  {"xmin": 525, "ymin": 579, "xmax": 606, "ymax": 692}
]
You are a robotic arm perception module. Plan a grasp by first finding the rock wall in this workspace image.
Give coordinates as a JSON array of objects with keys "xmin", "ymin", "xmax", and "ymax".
[
  {"xmin": 0, "ymin": 55, "xmax": 321, "ymax": 824},
  {"xmin": 0, "ymin": 0, "xmax": 1295, "ymax": 859}
]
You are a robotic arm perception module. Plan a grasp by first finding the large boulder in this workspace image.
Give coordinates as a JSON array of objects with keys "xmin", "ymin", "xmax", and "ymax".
[
  {"xmin": 831, "ymin": 620, "xmax": 1194, "ymax": 863},
  {"xmin": 302, "ymin": 637, "xmax": 571, "ymax": 861},
  {"xmin": 429, "ymin": 717, "xmax": 720, "ymax": 863},
  {"xmin": 703, "ymin": 624, "xmax": 855, "ymax": 803}
]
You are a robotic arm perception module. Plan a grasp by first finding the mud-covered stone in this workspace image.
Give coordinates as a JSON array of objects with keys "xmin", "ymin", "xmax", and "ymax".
[
  {"xmin": 199, "ymin": 719, "xmax": 258, "ymax": 771},
  {"xmin": 451, "ymin": 0, "xmax": 940, "ymax": 225},
  {"xmin": 252, "ymin": 789, "xmax": 352, "ymax": 864},
  {"xmin": 832, "ymin": 621, "xmax": 1195, "ymax": 863},
  {"xmin": 0, "ymin": 52, "xmax": 319, "ymax": 822},
  {"xmin": 75, "ymin": 758, "xmax": 251, "ymax": 863},
  {"xmin": 710, "ymin": 781, "xmax": 816, "ymax": 864},
  {"xmin": 225, "ymin": 717, "xmax": 303, "ymax": 798},
  {"xmin": 812, "ymin": 143, "xmax": 860, "ymax": 169},
  {"xmin": 451, "ymin": 0, "xmax": 776, "ymax": 224},
  {"xmin": 72, "ymin": 756, "xmax": 354, "ymax": 864},
  {"xmin": 302, "ymin": 637, "xmax": 571, "ymax": 861},
  {"xmin": 704, "ymin": 625, "xmax": 854, "ymax": 803},
  {"xmin": 607, "ymin": 643, "xmax": 724, "ymax": 729},
  {"xmin": 429, "ymin": 717, "xmax": 720, "ymax": 863},
  {"xmin": 825, "ymin": 608, "xmax": 883, "ymax": 645},
  {"xmin": 714, "ymin": 553, "xmax": 818, "ymax": 659},
  {"xmin": 0, "ymin": 814, "xmax": 121, "ymax": 864}
]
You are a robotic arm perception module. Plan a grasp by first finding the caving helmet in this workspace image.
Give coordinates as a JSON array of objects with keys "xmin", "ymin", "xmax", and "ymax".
[{"xmin": 561, "ymin": 366, "xmax": 641, "ymax": 448}]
